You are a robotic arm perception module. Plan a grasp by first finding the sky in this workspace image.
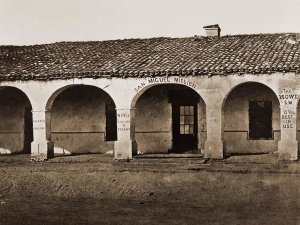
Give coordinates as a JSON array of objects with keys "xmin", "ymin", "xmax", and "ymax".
[{"xmin": 0, "ymin": 0, "xmax": 300, "ymax": 45}]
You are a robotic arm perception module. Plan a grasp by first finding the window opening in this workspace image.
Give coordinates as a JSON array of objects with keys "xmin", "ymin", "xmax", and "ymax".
[
  {"xmin": 179, "ymin": 105, "xmax": 195, "ymax": 134},
  {"xmin": 249, "ymin": 101, "xmax": 272, "ymax": 139}
]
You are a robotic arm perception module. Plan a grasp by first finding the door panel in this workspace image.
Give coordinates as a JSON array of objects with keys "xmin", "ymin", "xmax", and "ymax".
[{"xmin": 172, "ymin": 103, "xmax": 198, "ymax": 152}]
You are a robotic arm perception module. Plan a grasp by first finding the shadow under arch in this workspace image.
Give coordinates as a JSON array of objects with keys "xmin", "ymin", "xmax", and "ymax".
[
  {"xmin": 131, "ymin": 83, "xmax": 207, "ymax": 155},
  {"xmin": 0, "ymin": 86, "xmax": 33, "ymax": 154},
  {"xmin": 46, "ymin": 84, "xmax": 117, "ymax": 155},
  {"xmin": 222, "ymin": 81, "xmax": 280, "ymax": 156},
  {"xmin": 222, "ymin": 81, "xmax": 280, "ymax": 109}
]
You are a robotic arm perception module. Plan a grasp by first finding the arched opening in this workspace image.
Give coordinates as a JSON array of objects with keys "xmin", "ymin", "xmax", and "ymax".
[
  {"xmin": 223, "ymin": 82, "xmax": 280, "ymax": 155},
  {"xmin": 48, "ymin": 85, "xmax": 117, "ymax": 155},
  {"xmin": 0, "ymin": 87, "xmax": 33, "ymax": 154},
  {"xmin": 132, "ymin": 84, "xmax": 206, "ymax": 154}
]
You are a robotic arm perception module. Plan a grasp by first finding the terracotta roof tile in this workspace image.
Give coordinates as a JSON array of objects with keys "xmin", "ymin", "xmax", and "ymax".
[{"xmin": 0, "ymin": 33, "xmax": 300, "ymax": 81}]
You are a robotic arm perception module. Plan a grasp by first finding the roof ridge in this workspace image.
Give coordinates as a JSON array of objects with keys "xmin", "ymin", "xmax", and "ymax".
[
  {"xmin": 0, "ymin": 32, "xmax": 297, "ymax": 47},
  {"xmin": 0, "ymin": 32, "xmax": 300, "ymax": 81}
]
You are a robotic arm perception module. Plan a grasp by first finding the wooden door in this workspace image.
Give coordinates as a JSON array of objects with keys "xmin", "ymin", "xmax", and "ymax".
[{"xmin": 172, "ymin": 103, "xmax": 198, "ymax": 152}]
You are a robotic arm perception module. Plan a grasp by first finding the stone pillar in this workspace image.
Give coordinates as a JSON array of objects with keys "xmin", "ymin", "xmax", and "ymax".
[
  {"xmin": 204, "ymin": 103, "xmax": 224, "ymax": 159},
  {"xmin": 278, "ymin": 104, "xmax": 298, "ymax": 160},
  {"xmin": 31, "ymin": 110, "xmax": 54, "ymax": 161},
  {"xmin": 114, "ymin": 107, "xmax": 135, "ymax": 160}
]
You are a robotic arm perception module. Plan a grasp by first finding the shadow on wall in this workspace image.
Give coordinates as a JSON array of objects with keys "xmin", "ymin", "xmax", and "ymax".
[
  {"xmin": 50, "ymin": 85, "xmax": 116, "ymax": 154},
  {"xmin": 134, "ymin": 84, "xmax": 205, "ymax": 154},
  {"xmin": 223, "ymin": 82, "xmax": 280, "ymax": 154},
  {"xmin": 0, "ymin": 87, "xmax": 33, "ymax": 155}
]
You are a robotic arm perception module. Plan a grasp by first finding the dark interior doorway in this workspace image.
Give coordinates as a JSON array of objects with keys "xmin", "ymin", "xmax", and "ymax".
[
  {"xmin": 249, "ymin": 101, "xmax": 273, "ymax": 139},
  {"xmin": 105, "ymin": 103, "xmax": 117, "ymax": 141},
  {"xmin": 23, "ymin": 106, "xmax": 33, "ymax": 153},
  {"xmin": 169, "ymin": 89, "xmax": 199, "ymax": 153},
  {"xmin": 172, "ymin": 103, "xmax": 198, "ymax": 152}
]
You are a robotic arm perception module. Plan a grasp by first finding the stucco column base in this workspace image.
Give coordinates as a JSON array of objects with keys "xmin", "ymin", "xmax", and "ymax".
[
  {"xmin": 31, "ymin": 141, "xmax": 54, "ymax": 161},
  {"xmin": 114, "ymin": 140, "xmax": 133, "ymax": 160},
  {"xmin": 278, "ymin": 140, "xmax": 298, "ymax": 161},
  {"xmin": 204, "ymin": 140, "xmax": 224, "ymax": 159}
]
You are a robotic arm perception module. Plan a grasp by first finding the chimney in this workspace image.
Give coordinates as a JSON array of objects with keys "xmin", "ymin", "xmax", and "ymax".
[
  {"xmin": 203, "ymin": 24, "xmax": 221, "ymax": 37},
  {"xmin": 296, "ymin": 33, "xmax": 300, "ymax": 42}
]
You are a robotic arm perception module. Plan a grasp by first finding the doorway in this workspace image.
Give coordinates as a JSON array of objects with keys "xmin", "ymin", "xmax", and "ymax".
[
  {"xmin": 249, "ymin": 101, "xmax": 273, "ymax": 139},
  {"xmin": 23, "ymin": 106, "xmax": 33, "ymax": 153},
  {"xmin": 172, "ymin": 103, "xmax": 198, "ymax": 152},
  {"xmin": 133, "ymin": 84, "xmax": 204, "ymax": 154}
]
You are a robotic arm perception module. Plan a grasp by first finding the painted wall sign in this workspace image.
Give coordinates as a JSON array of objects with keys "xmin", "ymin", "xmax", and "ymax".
[
  {"xmin": 33, "ymin": 119, "xmax": 46, "ymax": 130},
  {"xmin": 278, "ymin": 88, "xmax": 300, "ymax": 105},
  {"xmin": 278, "ymin": 88, "xmax": 299, "ymax": 129},
  {"xmin": 282, "ymin": 109, "xmax": 295, "ymax": 129},
  {"xmin": 117, "ymin": 113, "xmax": 130, "ymax": 131},
  {"xmin": 134, "ymin": 77, "xmax": 197, "ymax": 92}
]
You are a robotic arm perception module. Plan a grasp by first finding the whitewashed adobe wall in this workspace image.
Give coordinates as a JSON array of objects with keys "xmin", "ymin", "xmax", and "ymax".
[
  {"xmin": 0, "ymin": 72, "xmax": 299, "ymax": 160},
  {"xmin": 50, "ymin": 86, "xmax": 115, "ymax": 154},
  {"xmin": 134, "ymin": 84, "xmax": 207, "ymax": 154},
  {"xmin": 224, "ymin": 82, "xmax": 280, "ymax": 154}
]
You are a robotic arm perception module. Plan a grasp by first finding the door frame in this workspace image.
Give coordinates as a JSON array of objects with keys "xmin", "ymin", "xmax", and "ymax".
[{"xmin": 171, "ymin": 102, "xmax": 198, "ymax": 152}]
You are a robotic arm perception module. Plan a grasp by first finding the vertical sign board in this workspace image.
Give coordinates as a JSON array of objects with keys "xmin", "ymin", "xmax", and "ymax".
[
  {"xmin": 278, "ymin": 88, "xmax": 299, "ymax": 129},
  {"xmin": 117, "ymin": 111, "xmax": 131, "ymax": 132}
]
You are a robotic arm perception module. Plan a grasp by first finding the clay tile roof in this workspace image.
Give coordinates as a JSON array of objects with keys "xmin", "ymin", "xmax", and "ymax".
[{"xmin": 0, "ymin": 33, "xmax": 300, "ymax": 81}]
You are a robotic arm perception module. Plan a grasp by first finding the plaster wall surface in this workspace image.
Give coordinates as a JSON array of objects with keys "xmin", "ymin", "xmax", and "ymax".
[
  {"xmin": 0, "ymin": 87, "xmax": 32, "ymax": 153},
  {"xmin": 198, "ymin": 98, "xmax": 207, "ymax": 150},
  {"xmin": 135, "ymin": 86, "xmax": 172, "ymax": 153},
  {"xmin": 224, "ymin": 83, "xmax": 280, "ymax": 154},
  {"xmin": 296, "ymin": 106, "xmax": 300, "ymax": 154},
  {"xmin": 51, "ymin": 86, "xmax": 114, "ymax": 154},
  {"xmin": 135, "ymin": 84, "xmax": 206, "ymax": 154},
  {"xmin": 0, "ymin": 72, "xmax": 298, "ymax": 160}
]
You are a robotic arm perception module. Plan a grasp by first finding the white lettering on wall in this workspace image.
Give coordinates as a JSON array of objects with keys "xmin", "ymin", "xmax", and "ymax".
[{"xmin": 134, "ymin": 77, "xmax": 197, "ymax": 92}]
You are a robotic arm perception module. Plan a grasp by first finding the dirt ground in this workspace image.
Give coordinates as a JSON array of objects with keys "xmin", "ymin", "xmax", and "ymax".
[{"xmin": 0, "ymin": 153, "xmax": 300, "ymax": 225}]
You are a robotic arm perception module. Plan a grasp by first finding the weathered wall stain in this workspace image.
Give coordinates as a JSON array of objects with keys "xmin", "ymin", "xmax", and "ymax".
[{"xmin": 51, "ymin": 86, "xmax": 115, "ymax": 154}]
